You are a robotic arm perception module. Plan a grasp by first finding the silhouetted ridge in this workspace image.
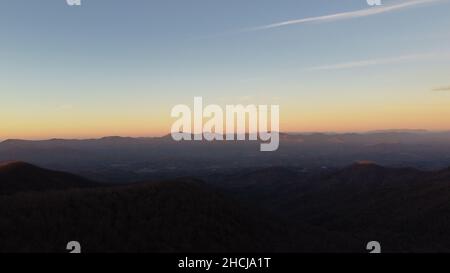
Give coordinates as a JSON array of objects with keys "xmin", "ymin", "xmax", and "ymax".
[
  {"xmin": 0, "ymin": 161, "xmax": 35, "ymax": 172},
  {"xmin": 0, "ymin": 161, "xmax": 97, "ymax": 195}
]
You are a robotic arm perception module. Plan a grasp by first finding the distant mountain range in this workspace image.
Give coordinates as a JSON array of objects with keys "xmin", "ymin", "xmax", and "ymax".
[
  {"xmin": 2, "ymin": 130, "xmax": 450, "ymax": 145},
  {"xmin": 1, "ymin": 161, "xmax": 450, "ymax": 252},
  {"xmin": 2, "ymin": 131, "xmax": 450, "ymax": 183}
]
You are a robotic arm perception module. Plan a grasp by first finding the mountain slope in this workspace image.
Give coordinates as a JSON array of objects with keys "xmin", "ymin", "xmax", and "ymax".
[
  {"xmin": 0, "ymin": 177, "xmax": 348, "ymax": 253},
  {"xmin": 216, "ymin": 163, "xmax": 450, "ymax": 252},
  {"xmin": 0, "ymin": 161, "xmax": 97, "ymax": 195},
  {"xmin": 4, "ymin": 161, "xmax": 450, "ymax": 252},
  {"xmin": 0, "ymin": 162, "xmax": 361, "ymax": 253}
]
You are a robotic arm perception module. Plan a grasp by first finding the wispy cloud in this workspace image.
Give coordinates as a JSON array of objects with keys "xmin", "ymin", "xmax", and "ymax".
[
  {"xmin": 308, "ymin": 52, "xmax": 448, "ymax": 71},
  {"xmin": 432, "ymin": 86, "xmax": 450, "ymax": 91},
  {"xmin": 245, "ymin": 0, "xmax": 446, "ymax": 31}
]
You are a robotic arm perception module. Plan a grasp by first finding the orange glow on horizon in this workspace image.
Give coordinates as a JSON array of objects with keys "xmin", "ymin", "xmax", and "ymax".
[{"xmin": 2, "ymin": 95, "xmax": 450, "ymax": 140}]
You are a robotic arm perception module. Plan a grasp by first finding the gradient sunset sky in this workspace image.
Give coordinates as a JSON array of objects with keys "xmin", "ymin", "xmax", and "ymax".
[{"xmin": 1, "ymin": 0, "xmax": 450, "ymax": 140}]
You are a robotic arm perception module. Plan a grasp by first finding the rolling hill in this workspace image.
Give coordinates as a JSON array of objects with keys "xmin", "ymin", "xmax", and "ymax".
[
  {"xmin": 0, "ymin": 163, "xmax": 354, "ymax": 252},
  {"xmin": 212, "ymin": 162, "xmax": 450, "ymax": 252},
  {"xmin": 2, "ymin": 161, "xmax": 450, "ymax": 252},
  {"xmin": 0, "ymin": 161, "xmax": 97, "ymax": 195}
]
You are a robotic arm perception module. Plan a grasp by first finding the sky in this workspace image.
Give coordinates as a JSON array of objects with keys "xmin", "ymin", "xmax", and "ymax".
[{"xmin": 1, "ymin": 0, "xmax": 450, "ymax": 139}]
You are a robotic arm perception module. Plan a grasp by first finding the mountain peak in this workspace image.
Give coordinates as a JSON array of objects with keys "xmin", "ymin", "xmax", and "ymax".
[
  {"xmin": 0, "ymin": 161, "xmax": 96, "ymax": 195},
  {"xmin": 0, "ymin": 161, "xmax": 35, "ymax": 172}
]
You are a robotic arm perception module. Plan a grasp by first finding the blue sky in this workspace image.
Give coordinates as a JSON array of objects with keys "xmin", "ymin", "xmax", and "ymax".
[{"xmin": 1, "ymin": 0, "xmax": 450, "ymax": 138}]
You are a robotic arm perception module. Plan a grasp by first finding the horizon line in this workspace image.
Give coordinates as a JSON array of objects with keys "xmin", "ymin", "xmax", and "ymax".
[{"xmin": 3, "ymin": 129, "xmax": 450, "ymax": 142}]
